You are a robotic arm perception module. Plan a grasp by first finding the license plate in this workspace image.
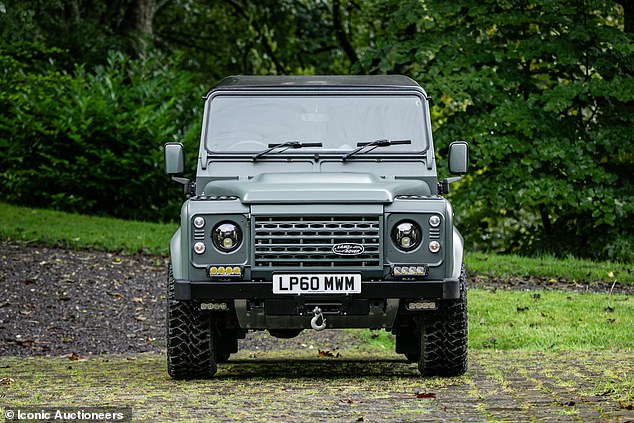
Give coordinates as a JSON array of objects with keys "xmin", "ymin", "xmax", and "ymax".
[{"xmin": 273, "ymin": 274, "xmax": 361, "ymax": 294}]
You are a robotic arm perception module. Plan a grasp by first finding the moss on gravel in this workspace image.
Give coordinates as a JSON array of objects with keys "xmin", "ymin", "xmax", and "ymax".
[{"xmin": 1, "ymin": 349, "xmax": 633, "ymax": 422}]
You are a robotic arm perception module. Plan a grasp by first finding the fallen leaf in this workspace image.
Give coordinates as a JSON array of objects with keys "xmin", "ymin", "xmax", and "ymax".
[
  {"xmin": 0, "ymin": 377, "xmax": 15, "ymax": 386},
  {"xmin": 67, "ymin": 353, "xmax": 86, "ymax": 361},
  {"xmin": 318, "ymin": 349, "xmax": 340, "ymax": 358},
  {"xmin": 608, "ymin": 271, "xmax": 615, "ymax": 278},
  {"xmin": 416, "ymin": 392, "xmax": 436, "ymax": 399},
  {"xmin": 108, "ymin": 292, "xmax": 124, "ymax": 300}
]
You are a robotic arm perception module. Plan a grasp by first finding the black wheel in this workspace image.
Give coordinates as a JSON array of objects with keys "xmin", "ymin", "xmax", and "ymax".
[
  {"xmin": 166, "ymin": 266, "xmax": 217, "ymax": 379},
  {"xmin": 418, "ymin": 264, "xmax": 468, "ymax": 376}
]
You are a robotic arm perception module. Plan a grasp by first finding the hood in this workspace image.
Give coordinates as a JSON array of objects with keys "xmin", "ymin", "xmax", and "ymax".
[{"xmin": 202, "ymin": 172, "xmax": 431, "ymax": 204}]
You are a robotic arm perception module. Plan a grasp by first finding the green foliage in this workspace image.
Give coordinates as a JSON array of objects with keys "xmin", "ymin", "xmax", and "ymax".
[
  {"xmin": 0, "ymin": 43, "xmax": 203, "ymax": 221},
  {"xmin": 352, "ymin": 0, "xmax": 634, "ymax": 261},
  {"xmin": 0, "ymin": 0, "xmax": 126, "ymax": 68},
  {"xmin": 438, "ymin": 1, "xmax": 634, "ymax": 262},
  {"xmin": 153, "ymin": 0, "xmax": 355, "ymax": 80}
]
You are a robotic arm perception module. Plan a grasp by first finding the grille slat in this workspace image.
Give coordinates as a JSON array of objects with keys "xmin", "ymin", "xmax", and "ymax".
[{"xmin": 254, "ymin": 216, "xmax": 381, "ymax": 268}]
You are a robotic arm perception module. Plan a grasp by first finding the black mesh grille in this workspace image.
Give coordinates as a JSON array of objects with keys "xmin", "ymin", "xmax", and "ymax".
[{"xmin": 254, "ymin": 216, "xmax": 381, "ymax": 268}]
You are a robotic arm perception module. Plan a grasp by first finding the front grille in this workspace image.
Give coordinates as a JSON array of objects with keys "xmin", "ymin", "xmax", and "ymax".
[{"xmin": 254, "ymin": 216, "xmax": 381, "ymax": 268}]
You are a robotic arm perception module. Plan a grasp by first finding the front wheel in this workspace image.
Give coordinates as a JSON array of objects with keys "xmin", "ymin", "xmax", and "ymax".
[
  {"xmin": 418, "ymin": 265, "xmax": 468, "ymax": 376},
  {"xmin": 166, "ymin": 266, "xmax": 217, "ymax": 379}
]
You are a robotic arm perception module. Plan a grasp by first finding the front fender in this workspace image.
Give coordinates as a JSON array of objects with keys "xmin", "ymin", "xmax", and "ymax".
[
  {"xmin": 169, "ymin": 227, "xmax": 187, "ymax": 281},
  {"xmin": 451, "ymin": 227, "xmax": 464, "ymax": 279}
]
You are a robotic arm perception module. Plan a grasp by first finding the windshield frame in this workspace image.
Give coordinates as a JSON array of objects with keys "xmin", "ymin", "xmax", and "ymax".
[{"xmin": 202, "ymin": 90, "xmax": 431, "ymax": 158}]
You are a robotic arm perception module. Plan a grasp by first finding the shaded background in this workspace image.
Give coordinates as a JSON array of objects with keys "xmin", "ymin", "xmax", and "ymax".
[{"xmin": 0, "ymin": 0, "xmax": 632, "ymax": 261}]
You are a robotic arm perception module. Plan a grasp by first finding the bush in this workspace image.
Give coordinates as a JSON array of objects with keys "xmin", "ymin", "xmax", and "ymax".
[{"xmin": 0, "ymin": 44, "xmax": 203, "ymax": 221}]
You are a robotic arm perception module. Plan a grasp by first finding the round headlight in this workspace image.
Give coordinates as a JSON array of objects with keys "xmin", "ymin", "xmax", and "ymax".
[
  {"xmin": 391, "ymin": 221, "xmax": 422, "ymax": 252},
  {"xmin": 212, "ymin": 222, "xmax": 242, "ymax": 252}
]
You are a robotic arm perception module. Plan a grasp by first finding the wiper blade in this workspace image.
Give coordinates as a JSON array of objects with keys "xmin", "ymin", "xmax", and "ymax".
[
  {"xmin": 253, "ymin": 141, "xmax": 323, "ymax": 161},
  {"xmin": 342, "ymin": 139, "xmax": 411, "ymax": 161}
]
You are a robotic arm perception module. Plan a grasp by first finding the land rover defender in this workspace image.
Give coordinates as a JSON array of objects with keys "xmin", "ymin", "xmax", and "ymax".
[{"xmin": 164, "ymin": 75, "xmax": 469, "ymax": 379}]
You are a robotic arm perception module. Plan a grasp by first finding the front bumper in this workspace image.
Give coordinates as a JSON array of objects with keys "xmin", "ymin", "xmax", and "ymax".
[
  {"xmin": 174, "ymin": 278, "xmax": 460, "ymax": 330},
  {"xmin": 173, "ymin": 278, "xmax": 461, "ymax": 301}
]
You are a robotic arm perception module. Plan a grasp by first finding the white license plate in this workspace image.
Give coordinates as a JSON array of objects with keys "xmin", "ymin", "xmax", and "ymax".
[{"xmin": 273, "ymin": 274, "xmax": 361, "ymax": 294}]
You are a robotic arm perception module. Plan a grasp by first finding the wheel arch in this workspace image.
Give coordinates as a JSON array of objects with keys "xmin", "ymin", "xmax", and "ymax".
[
  {"xmin": 451, "ymin": 227, "xmax": 465, "ymax": 280},
  {"xmin": 170, "ymin": 227, "xmax": 188, "ymax": 281}
]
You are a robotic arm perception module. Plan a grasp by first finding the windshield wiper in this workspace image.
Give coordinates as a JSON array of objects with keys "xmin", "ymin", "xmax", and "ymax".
[
  {"xmin": 342, "ymin": 139, "xmax": 411, "ymax": 161},
  {"xmin": 253, "ymin": 141, "xmax": 323, "ymax": 161}
]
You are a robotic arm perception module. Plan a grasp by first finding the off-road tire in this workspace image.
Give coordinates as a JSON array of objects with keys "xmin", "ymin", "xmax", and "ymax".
[
  {"xmin": 418, "ymin": 264, "xmax": 468, "ymax": 377},
  {"xmin": 166, "ymin": 266, "xmax": 217, "ymax": 379}
]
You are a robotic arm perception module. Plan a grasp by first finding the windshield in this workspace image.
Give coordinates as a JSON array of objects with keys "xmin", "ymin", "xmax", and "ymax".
[{"xmin": 205, "ymin": 94, "xmax": 428, "ymax": 153}]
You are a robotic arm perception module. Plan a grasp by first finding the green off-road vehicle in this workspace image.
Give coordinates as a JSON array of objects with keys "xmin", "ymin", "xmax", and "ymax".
[{"xmin": 164, "ymin": 75, "xmax": 469, "ymax": 379}]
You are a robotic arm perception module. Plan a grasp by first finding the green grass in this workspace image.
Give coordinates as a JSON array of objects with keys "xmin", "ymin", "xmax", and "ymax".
[
  {"xmin": 0, "ymin": 202, "xmax": 176, "ymax": 255},
  {"xmin": 0, "ymin": 202, "xmax": 632, "ymax": 284},
  {"xmin": 466, "ymin": 251, "xmax": 633, "ymax": 286},
  {"xmin": 362, "ymin": 289, "xmax": 634, "ymax": 351},
  {"xmin": 469, "ymin": 289, "xmax": 633, "ymax": 350}
]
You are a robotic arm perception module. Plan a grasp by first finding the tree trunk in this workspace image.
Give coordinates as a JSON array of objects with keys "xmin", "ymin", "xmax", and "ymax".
[
  {"xmin": 117, "ymin": 0, "xmax": 158, "ymax": 58},
  {"xmin": 616, "ymin": 1, "xmax": 633, "ymax": 33},
  {"xmin": 332, "ymin": 0, "xmax": 362, "ymax": 72}
]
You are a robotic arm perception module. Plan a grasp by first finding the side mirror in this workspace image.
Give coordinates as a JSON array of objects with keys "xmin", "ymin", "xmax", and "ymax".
[
  {"xmin": 164, "ymin": 142, "xmax": 194, "ymax": 196},
  {"xmin": 448, "ymin": 141, "xmax": 469, "ymax": 175},
  {"xmin": 164, "ymin": 142, "xmax": 185, "ymax": 175}
]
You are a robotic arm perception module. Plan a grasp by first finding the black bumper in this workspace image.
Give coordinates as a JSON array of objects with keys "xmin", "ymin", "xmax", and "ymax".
[{"xmin": 174, "ymin": 278, "xmax": 461, "ymax": 301}]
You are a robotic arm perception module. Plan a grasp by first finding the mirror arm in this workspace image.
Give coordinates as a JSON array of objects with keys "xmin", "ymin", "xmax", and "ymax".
[
  {"xmin": 438, "ymin": 176, "xmax": 462, "ymax": 195},
  {"xmin": 171, "ymin": 177, "xmax": 196, "ymax": 196}
]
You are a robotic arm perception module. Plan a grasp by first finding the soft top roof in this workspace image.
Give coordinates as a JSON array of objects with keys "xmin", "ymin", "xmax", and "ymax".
[{"xmin": 206, "ymin": 75, "xmax": 426, "ymax": 97}]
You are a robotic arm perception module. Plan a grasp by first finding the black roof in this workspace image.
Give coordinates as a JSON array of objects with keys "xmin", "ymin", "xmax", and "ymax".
[{"xmin": 207, "ymin": 75, "xmax": 426, "ymax": 97}]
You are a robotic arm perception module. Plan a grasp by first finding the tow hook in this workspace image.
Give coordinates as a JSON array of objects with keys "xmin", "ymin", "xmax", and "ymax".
[{"xmin": 310, "ymin": 306, "xmax": 327, "ymax": 331}]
